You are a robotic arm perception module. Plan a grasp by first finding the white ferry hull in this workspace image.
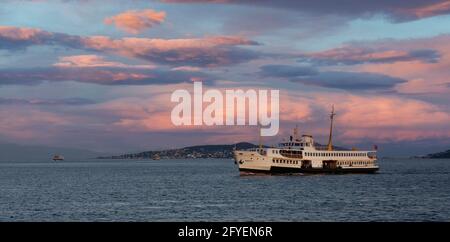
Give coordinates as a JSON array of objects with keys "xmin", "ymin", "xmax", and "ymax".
[{"xmin": 234, "ymin": 150, "xmax": 379, "ymax": 175}]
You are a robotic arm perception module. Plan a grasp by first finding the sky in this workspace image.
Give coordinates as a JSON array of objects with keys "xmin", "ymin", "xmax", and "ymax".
[{"xmin": 0, "ymin": 0, "xmax": 450, "ymax": 156}]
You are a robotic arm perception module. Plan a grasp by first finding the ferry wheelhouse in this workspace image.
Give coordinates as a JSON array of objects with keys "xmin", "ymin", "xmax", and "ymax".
[{"xmin": 233, "ymin": 106, "xmax": 379, "ymax": 174}]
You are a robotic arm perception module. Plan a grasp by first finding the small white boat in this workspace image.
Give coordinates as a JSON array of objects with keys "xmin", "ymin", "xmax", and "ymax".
[{"xmin": 52, "ymin": 155, "xmax": 64, "ymax": 161}]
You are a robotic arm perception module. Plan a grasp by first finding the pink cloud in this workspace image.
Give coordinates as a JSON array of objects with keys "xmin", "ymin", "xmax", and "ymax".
[
  {"xmin": 298, "ymin": 46, "xmax": 440, "ymax": 65},
  {"xmin": 83, "ymin": 85, "xmax": 450, "ymax": 144},
  {"xmin": 1, "ymin": 85, "xmax": 449, "ymax": 148},
  {"xmin": 304, "ymin": 93, "xmax": 450, "ymax": 143},
  {"xmin": 171, "ymin": 66, "xmax": 202, "ymax": 72},
  {"xmin": 104, "ymin": 9, "xmax": 166, "ymax": 34},
  {"xmin": 0, "ymin": 26, "xmax": 45, "ymax": 40},
  {"xmin": 349, "ymin": 35, "xmax": 450, "ymax": 95},
  {"xmin": 53, "ymin": 55, "xmax": 155, "ymax": 69},
  {"xmin": 402, "ymin": 0, "xmax": 450, "ymax": 19},
  {"xmin": 161, "ymin": 0, "xmax": 450, "ymax": 21},
  {"xmin": 0, "ymin": 107, "xmax": 72, "ymax": 141},
  {"xmin": 0, "ymin": 25, "xmax": 260, "ymax": 66},
  {"xmin": 80, "ymin": 35, "xmax": 259, "ymax": 66}
]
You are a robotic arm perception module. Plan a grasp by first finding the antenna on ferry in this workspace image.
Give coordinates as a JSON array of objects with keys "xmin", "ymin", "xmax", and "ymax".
[
  {"xmin": 327, "ymin": 105, "xmax": 336, "ymax": 151},
  {"xmin": 294, "ymin": 124, "xmax": 299, "ymax": 140},
  {"xmin": 258, "ymin": 123, "xmax": 262, "ymax": 151}
]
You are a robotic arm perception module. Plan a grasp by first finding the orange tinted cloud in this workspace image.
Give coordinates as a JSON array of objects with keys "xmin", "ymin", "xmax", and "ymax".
[{"xmin": 104, "ymin": 9, "xmax": 166, "ymax": 34}]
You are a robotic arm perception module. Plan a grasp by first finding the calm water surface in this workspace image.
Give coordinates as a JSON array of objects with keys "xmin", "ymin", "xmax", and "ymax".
[{"xmin": 0, "ymin": 158, "xmax": 449, "ymax": 221}]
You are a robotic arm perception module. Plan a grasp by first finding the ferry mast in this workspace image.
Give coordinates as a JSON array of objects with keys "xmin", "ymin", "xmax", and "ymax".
[{"xmin": 327, "ymin": 105, "xmax": 336, "ymax": 151}]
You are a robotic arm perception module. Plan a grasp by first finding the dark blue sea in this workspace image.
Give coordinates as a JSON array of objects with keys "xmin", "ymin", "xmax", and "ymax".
[{"xmin": 1, "ymin": 158, "xmax": 449, "ymax": 221}]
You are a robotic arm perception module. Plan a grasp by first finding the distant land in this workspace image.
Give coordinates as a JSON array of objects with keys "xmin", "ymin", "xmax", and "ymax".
[
  {"xmin": 0, "ymin": 143, "xmax": 104, "ymax": 162},
  {"xmin": 97, "ymin": 142, "xmax": 259, "ymax": 160},
  {"xmin": 97, "ymin": 142, "xmax": 349, "ymax": 160},
  {"xmin": 422, "ymin": 149, "xmax": 450, "ymax": 159}
]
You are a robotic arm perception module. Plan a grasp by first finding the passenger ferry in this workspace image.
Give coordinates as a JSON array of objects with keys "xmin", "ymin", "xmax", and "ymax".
[{"xmin": 233, "ymin": 106, "xmax": 379, "ymax": 174}]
